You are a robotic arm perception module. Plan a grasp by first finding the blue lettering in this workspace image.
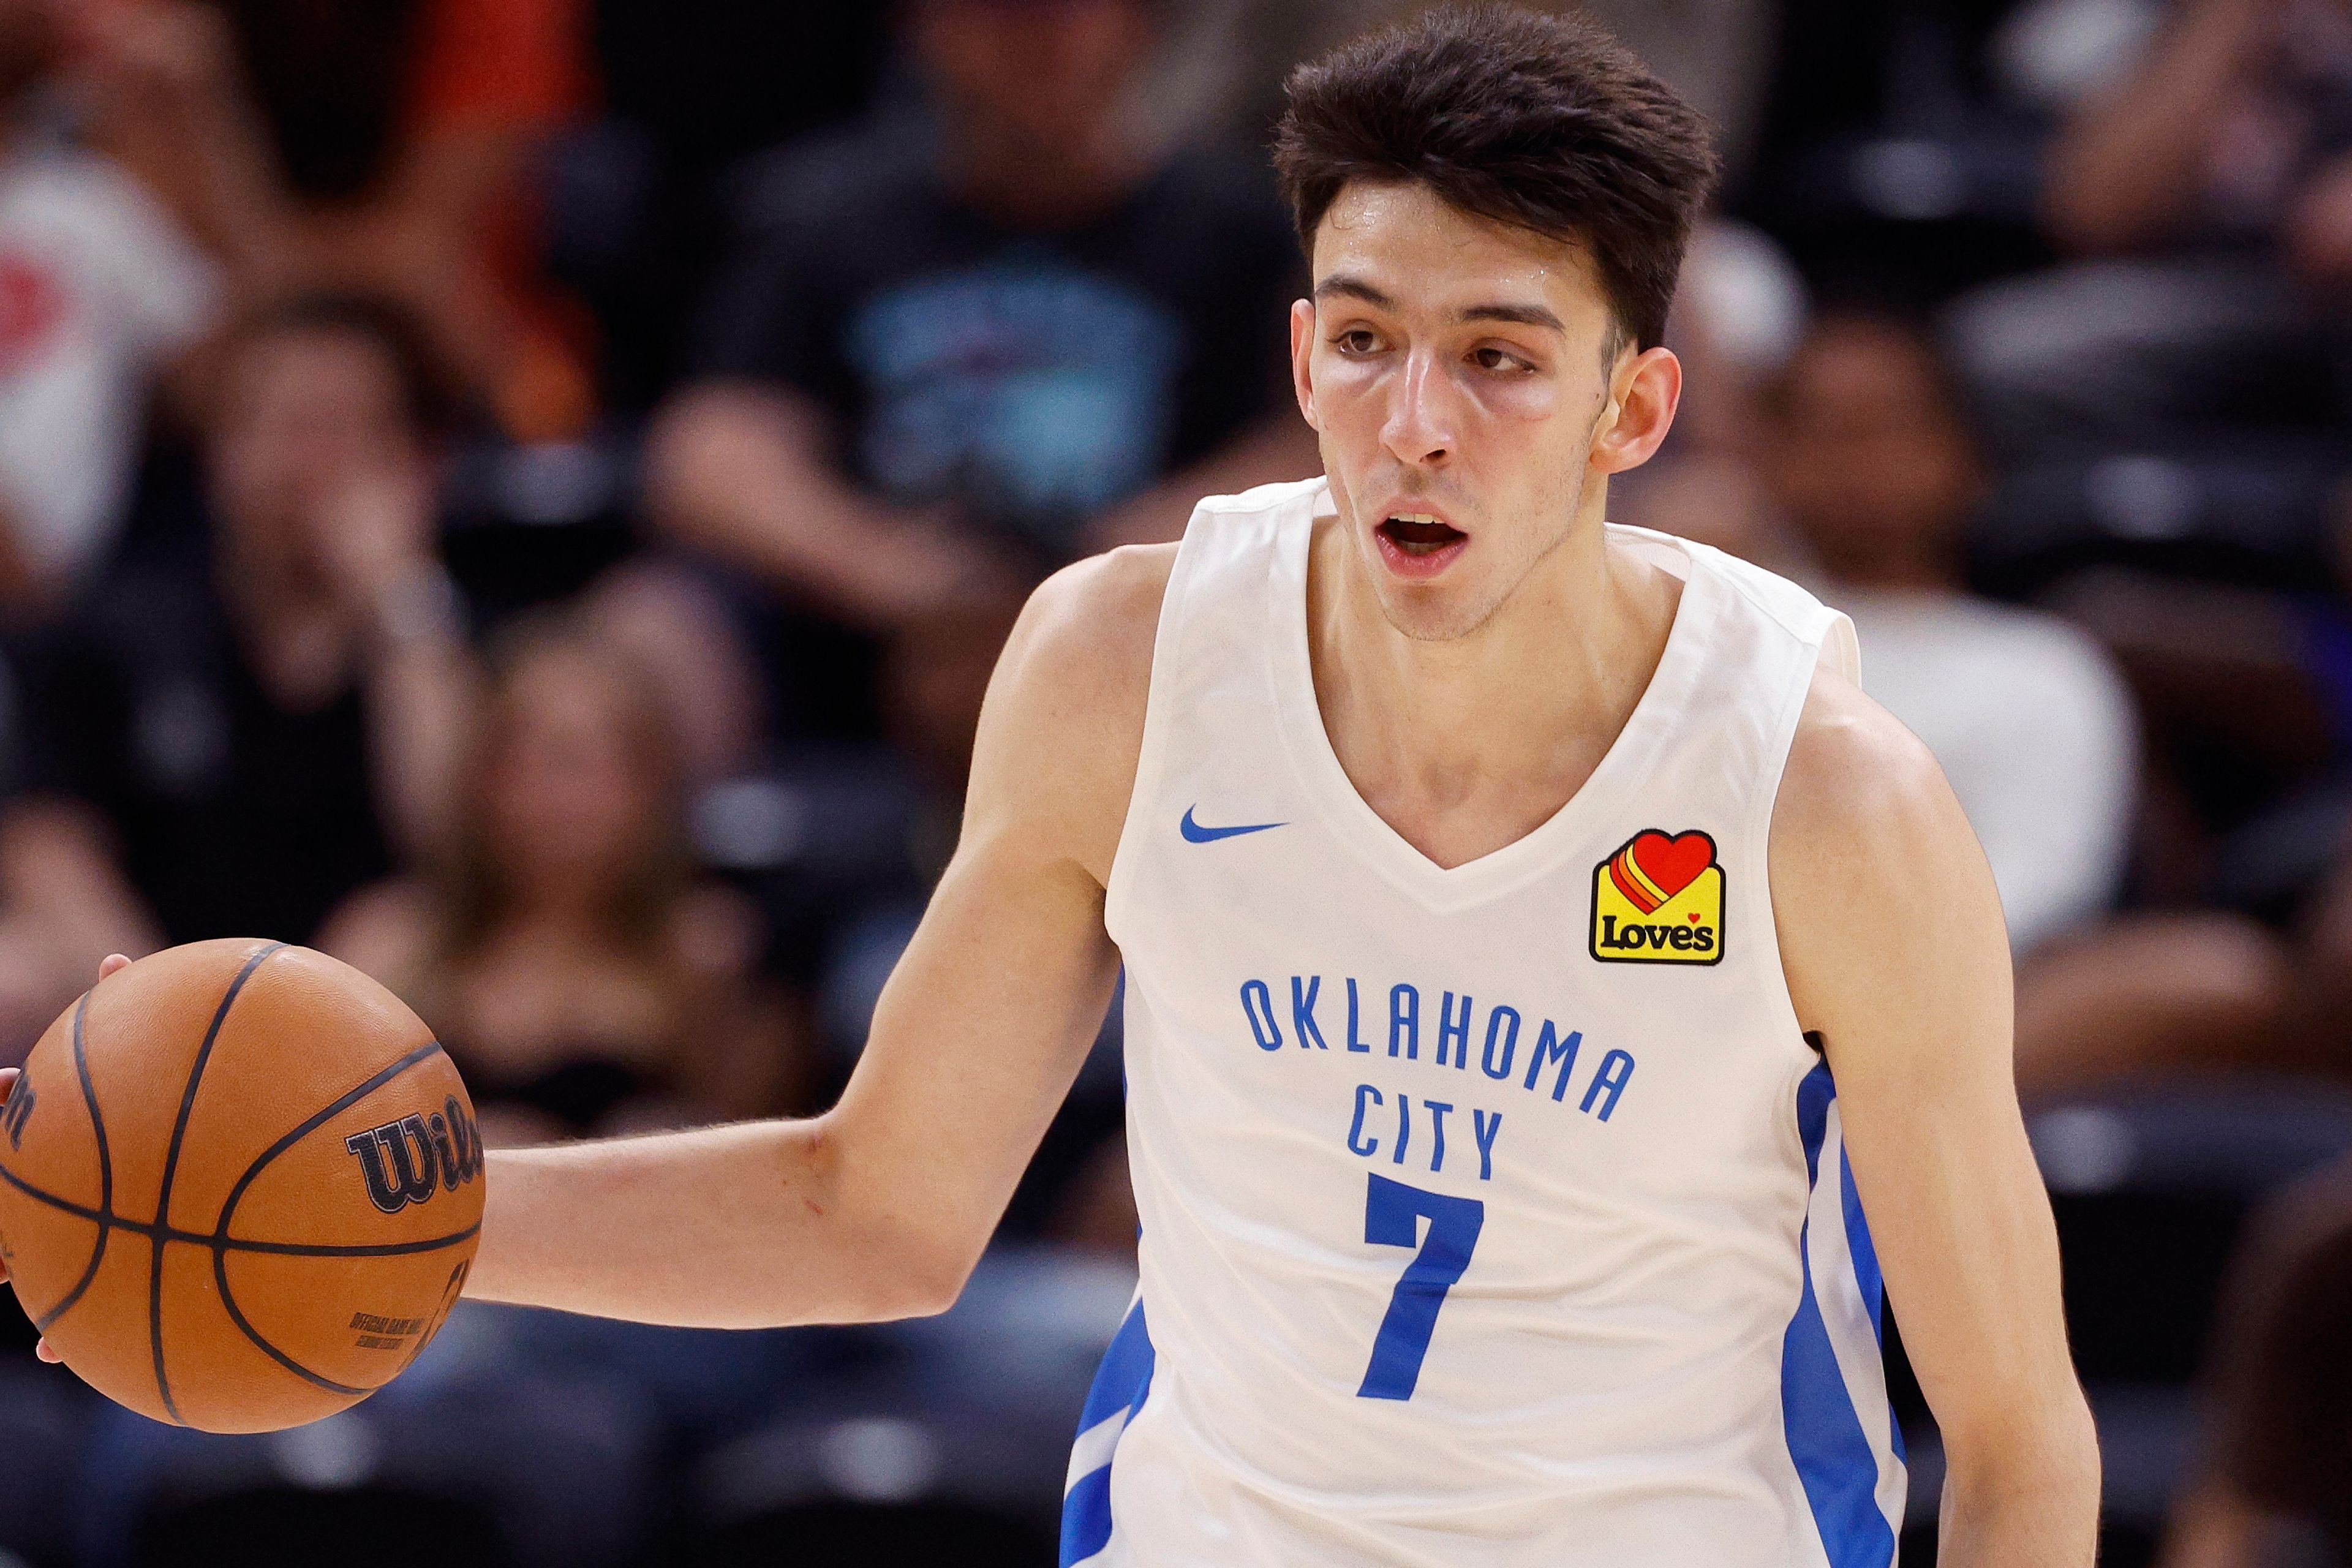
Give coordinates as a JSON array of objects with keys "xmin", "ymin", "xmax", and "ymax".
[
  {"xmin": 1480, "ymin": 1006, "xmax": 1520, "ymax": 1081},
  {"xmin": 1580, "ymin": 1049, "xmax": 1637, "ymax": 1121},
  {"xmin": 1240, "ymin": 980, "xmax": 1283, "ymax": 1051},
  {"xmin": 1437, "ymin": 992, "xmax": 1473, "ymax": 1069},
  {"xmin": 1524, "ymin": 1020, "xmax": 1583, "ymax": 1101},
  {"xmin": 1348, "ymin": 1084, "xmax": 1382, "ymax": 1156},
  {"xmin": 1472, "ymin": 1109, "xmax": 1502, "ymax": 1180},
  {"xmin": 1292, "ymin": 976, "xmax": 1330, "ymax": 1050},
  {"xmin": 1425, "ymin": 1099, "xmax": 1452, "ymax": 1172},
  {"xmin": 1393, "ymin": 1093, "xmax": 1412, "ymax": 1165},
  {"xmin": 1389, "ymin": 984, "xmax": 1420, "ymax": 1060},
  {"xmin": 1346, "ymin": 978, "xmax": 1371, "ymax": 1052}
]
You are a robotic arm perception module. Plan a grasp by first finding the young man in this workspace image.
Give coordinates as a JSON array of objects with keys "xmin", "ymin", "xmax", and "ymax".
[{"xmin": 6, "ymin": 9, "xmax": 2100, "ymax": 1565}]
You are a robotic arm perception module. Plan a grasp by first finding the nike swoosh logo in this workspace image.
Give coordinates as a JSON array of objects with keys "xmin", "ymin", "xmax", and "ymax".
[{"xmin": 1180, "ymin": 807, "xmax": 1286, "ymax": 843}]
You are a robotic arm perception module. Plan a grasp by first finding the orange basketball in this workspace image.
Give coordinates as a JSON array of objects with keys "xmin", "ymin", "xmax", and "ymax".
[{"xmin": 0, "ymin": 939, "xmax": 484, "ymax": 1433}]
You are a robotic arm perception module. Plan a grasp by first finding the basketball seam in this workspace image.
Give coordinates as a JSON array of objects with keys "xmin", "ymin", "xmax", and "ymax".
[
  {"xmin": 30, "ymin": 993, "xmax": 111, "ymax": 1333},
  {"xmin": 148, "ymin": 941, "xmax": 284, "ymax": 1427},
  {"xmin": 211, "ymin": 1037, "xmax": 459, "ymax": 1404},
  {"xmin": 0, "ymin": 1164, "xmax": 478, "ymax": 1256}
]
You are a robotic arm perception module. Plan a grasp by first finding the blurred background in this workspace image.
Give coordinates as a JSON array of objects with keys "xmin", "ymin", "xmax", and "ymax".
[{"xmin": 0, "ymin": 0, "xmax": 2346, "ymax": 1562}]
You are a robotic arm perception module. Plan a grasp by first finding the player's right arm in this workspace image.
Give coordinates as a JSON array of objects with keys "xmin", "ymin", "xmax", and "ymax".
[{"xmin": 454, "ymin": 543, "xmax": 1175, "ymax": 1327}]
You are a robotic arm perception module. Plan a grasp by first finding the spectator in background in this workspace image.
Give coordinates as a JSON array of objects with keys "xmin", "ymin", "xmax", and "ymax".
[
  {"xmin": 1942, "ymin": 0, "xmax": 2352, "ymax": 933},
  {"xmin": 1759, "ymin": 309, "xmax": 2298, "ymax": 1096},
  {"xmin": 2161, "ymin": 1156, "xmax": 2352, "ymax": 1567},
  {"xmin": 1954, "ymin": 0, "xmax": 2352, "ymax": 462},
  {"xmin": 1763, "ymin": 309, "xmax": 2138, "ymax": 950},
  {"xmin": 0, "ymin": 293, "xmax": 475, "ymax": 1051},
  {"xmin": 0, "ymin": 0, "xmax": 217, "ymax": 611},
  {"xmin": 325, "ymin": 611, "xmax": 805, "ymax": 1145},
  {"xmin": 647, "ymin": 0, "xmax": 1313, "ymax": 782},
  {"xmin": 85, "ymin": 0, "xmax": 594, "ymax": 440},
  {"xmin": 1610, "ymin": 217, "xmax": 1814, "ymax": 575}
]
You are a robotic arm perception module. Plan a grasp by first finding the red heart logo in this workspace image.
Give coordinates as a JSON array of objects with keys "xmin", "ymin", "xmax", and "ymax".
[{"xmin": 1629, "ymin": 831, "xmax": 1714, "ymax": 900}]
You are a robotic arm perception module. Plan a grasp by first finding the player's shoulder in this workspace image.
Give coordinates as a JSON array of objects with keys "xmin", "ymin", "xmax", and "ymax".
[
  {"xmin": 1770, "ymin": 662, "xmax": 2007, "ymax": 1028},
  {"xmin": 1008, "ymin": 541, "xmax": 1179, "ymax": 696},
  {"xmin": 1006, "ymin": 476, "xmax": 1320, "ymax": 679},
  {"xmin": 967, "ymin": 544, "xmax": 1177, "ymax": 881},
  {"xmin": 1774, "ymin": 661, "xmax": 1951, "ymax": 868}
]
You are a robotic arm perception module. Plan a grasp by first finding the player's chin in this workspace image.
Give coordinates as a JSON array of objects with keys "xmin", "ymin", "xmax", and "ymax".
[{"xmin": 1373, "ymin": 580, "xmax": 1494, "ymax": 645}]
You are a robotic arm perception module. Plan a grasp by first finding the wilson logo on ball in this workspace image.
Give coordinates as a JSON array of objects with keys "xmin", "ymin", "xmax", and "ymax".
[{"xmin": 344, "ymin": 1098, "xmax": 484, "ymax": 1215}]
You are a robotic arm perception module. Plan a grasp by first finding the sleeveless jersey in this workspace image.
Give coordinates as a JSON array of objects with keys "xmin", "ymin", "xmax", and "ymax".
[{"xmin": 1059, "ymin": 478, "xmax": 1901, "ymax": 1567}]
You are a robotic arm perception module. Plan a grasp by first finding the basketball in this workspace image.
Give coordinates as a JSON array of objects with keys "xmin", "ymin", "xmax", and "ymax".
[{"xmin": 0, "ymin": 940, "xmax": 483, "ymax": 1434}]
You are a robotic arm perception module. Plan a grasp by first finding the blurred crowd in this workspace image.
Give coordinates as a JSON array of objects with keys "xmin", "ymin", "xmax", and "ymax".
[{"xmin": 0, "ymin": 0, "xmax": 2348, "ymax": 1564}]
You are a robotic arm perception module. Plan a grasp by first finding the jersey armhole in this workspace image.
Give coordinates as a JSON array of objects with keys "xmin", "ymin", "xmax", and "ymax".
[
  {"xmin": 1102, "ymin": 513, "xmax": 1207, "ymax": 944},
  {"xmin": 1745, "ymin": 624, "xmax": 1843, "ymax": 1112}
]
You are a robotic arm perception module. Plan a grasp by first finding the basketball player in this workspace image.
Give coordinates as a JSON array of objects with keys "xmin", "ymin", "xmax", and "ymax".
[{"xmin": 4, "ymin": 8, "xmax": 2099, "ymax": 1564}]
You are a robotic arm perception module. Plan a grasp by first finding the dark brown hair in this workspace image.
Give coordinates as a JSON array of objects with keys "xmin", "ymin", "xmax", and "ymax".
[
  {"xmin": 432, "ymin": 610, "xmax": 696, "ymax": 970},
  {"xmin": 1273, "ymin": 4, "xmax": 1719, "ymax": 352},
  {"xmin": 226, "ymin": 292, "xmax": 462, "ymax": 440}
]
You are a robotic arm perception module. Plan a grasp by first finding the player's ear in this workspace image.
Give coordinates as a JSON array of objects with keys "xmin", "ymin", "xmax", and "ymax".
[
  {"xmin": 1289, "ymin": 299, "xmax": 1322, "ymax": 432},
  {"xmin": 1591, "ymin": 344, "xmax": 1681, "ymax": 476}
]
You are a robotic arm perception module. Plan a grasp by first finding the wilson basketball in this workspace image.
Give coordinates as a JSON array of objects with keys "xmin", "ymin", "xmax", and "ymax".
[{"xmin": 0, "ymin": 939, "xmax": 483, "ymax": 1433}]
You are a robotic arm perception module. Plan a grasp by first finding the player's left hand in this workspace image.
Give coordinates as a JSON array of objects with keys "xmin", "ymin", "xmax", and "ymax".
[{"xmin": 0, "ymin": 953, "xmax": 132, "ymax": 1364}]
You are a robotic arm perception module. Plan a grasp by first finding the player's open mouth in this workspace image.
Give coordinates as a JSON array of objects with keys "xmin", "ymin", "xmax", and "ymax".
[{"xmin": 1376, "ymin": 514, "xmax": 1469, "ymax": 579}]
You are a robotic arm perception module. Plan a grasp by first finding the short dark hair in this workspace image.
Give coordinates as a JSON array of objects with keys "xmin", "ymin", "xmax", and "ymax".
[{"xmin": 1273, "ymin": 5, "xmax": 1719, "ymax": 353}]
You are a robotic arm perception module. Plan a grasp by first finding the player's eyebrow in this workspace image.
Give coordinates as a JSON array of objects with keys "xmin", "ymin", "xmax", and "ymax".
[
  {"xmin": 1314, "ymin": 277, "xmax": 1566, "ymax": 334},
  {"xmin": 1314, "ymin": 275, "xmax": 1398, "ymax": 311},
  {"xmin": 1460, "ymin": 301, "xmax": 1566, "ymax": 333}
]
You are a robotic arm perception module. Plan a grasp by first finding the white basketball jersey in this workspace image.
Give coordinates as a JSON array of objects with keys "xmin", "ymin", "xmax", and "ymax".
[{"xmin": 1059, "ymin": 478, "xmax": 1901, "ymax": 1568}]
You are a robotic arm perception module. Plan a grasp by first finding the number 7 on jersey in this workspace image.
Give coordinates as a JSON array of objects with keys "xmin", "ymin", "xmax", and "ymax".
[{"xmin": 1357, "ymin": 1173, "xmax": 1485, "ymax": 1401}]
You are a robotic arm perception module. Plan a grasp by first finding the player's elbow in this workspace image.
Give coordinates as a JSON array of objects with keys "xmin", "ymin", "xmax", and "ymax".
[
  {"xmin": 1939, "ymin": 1379, "xmax": 2102, "ymax": 1510},
  {"xmin": 894, "ymin": 1240, "xmax": 981, "ymax": 1319},
  {"xmin": 837, "ymin": 1224, "xmax": 978, "ymax": 1322},
  {"xmin": 804, "ymin": 1113, "xmax": 986, "ymax": 1322}
]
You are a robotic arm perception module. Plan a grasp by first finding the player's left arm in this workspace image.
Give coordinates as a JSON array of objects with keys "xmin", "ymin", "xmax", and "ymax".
[{"xmin": 1772, "ymin": 666, "xmax": 2101, "ymax": 1568}]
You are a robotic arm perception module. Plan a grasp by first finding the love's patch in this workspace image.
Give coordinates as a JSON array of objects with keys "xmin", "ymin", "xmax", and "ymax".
[{"xmin": 1591, "ymin": 830, "xmax": 1724, "ymax": 965}]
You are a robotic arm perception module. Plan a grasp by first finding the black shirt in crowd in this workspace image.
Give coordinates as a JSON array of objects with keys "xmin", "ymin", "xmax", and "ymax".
[
  {"xmin": 690, "ymin": 116, "xmax": 1302, "ymax": 741},
  {"xmin": 13, "ymin": 529, "xmax": 392, "ymax": 949},
  {"xmin": 696, "ymin": 115, "xmax": 1305, "ymax": 559}
]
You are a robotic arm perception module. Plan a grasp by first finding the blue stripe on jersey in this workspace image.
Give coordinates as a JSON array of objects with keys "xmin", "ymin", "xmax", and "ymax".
[
  {"xmin": 1061, "ymin": 1297, "xmax": 1156, "ymax": 1566},
  {"xmin": 1839, "ymin": 1153, "xmax": 1884, "ymax": 1344},
  {"xmin": 1837, "ymin": 1106, "xmax": 1907, "ymax": 1465},
  {"xmin": 1780, "ymin": 1062, "xmax": 1898, "ymax": 1568}
]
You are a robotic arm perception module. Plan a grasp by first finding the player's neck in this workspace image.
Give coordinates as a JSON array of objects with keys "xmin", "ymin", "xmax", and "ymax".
[{"xmin": 1308, "ymin": 512, "xmax": 1681, "ymax": 869}]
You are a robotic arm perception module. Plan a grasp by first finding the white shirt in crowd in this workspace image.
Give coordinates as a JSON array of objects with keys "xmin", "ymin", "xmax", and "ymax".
[
  {"xmin": 1836, "ymin": 591, "xmax": 2138, "ymax": 953},
  {"xmin": 0, "ymin": 135, "xmax": 217, "ymax": 589}
]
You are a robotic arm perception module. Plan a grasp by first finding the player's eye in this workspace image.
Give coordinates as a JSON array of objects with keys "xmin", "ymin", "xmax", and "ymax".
[
  {"xmin": 1471, "ymin": 345, "xmax": 1531, "ymax": 372},
  {"xmin": 1332, "ymin": 329, "xmax": 1382, "ymax": 356}
]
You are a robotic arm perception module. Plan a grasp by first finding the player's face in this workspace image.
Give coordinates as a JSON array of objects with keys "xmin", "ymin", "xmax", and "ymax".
[{"xmin": 1291, "ymin": 182, "xmax": 1679, "ymax": 641}]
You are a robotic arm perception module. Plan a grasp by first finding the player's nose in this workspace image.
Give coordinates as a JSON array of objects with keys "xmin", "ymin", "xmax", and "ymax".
[{"xmin": 1380, "ymin": 350, "xmax": 1458, "ymax": 469}]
